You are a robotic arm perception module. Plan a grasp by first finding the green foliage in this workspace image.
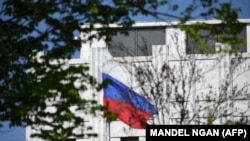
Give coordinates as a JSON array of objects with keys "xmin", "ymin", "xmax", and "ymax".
[
  {"xmin": 224, "ymin": 118, "xmax": 248, "ymax": 125},
  {"xmin": 0, "ymin": 0, "xmax": 168, "ymax": 140},
  {"xmin": 207, "ymin": 109, "xmax": 214, "ymax": 125},
  {"xmin": 206, "ymin": 109, "xmax": 248, "ymax": 125},
  {"xmin": 105, "ymin": 112, "xmax": 119, "ymax": 122}
]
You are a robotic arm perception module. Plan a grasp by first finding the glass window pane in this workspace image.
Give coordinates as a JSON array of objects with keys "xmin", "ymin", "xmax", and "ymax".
[
  {"xmin": 223, "ymin": 25, "xmax": 247, "ymax": 53},
  {"xmin": 137, "ymin": 28, "xmax": 165, "ymax": 56},
  {"xmin": 187, "ymin": 29, "xmax": 217, "ymax": 54},
  {"xmin": 187, "ymin": 24, "xmax": 247, "ymax": 54},
  {"xmin": 109, "ymin": 30, "xmax": 135, "ymax": 57},
  {"xmin": 237, "ymin": 26, "xmax": 247, "ymax": 52}
]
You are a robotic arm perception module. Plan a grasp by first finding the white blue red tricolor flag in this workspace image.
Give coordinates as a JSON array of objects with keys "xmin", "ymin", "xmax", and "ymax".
[{"xmin": 102, "ymin": 48, "xmax": 158, "ymax": 129}]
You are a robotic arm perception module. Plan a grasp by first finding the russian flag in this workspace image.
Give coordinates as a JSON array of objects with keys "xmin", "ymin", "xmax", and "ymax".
[{"xmin": 102, "ymin": 48, "xmax": 157, "ymax": 129}]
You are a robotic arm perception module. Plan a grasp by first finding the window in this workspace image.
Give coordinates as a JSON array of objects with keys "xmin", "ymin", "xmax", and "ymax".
[
  {"xmin": 109, "ymin": 27, "xmax": 165, "ymax": 57},
  {"xmin": 186, "ymin": 24, "xmax": 247, "ymax": 54},
  {"xmin": 66, "ymin": 138, "xmax": 76, "ymax": 141},
  {"xmin": 120, "ymin": 136, "xmax": 139, "ymax": 141}
]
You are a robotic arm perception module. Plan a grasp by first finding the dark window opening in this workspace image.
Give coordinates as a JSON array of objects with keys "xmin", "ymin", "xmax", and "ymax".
[
  {"xmin": 120, "ymin": 136, "xmax": 139, "ymax": 141},
  {"xmin": 66, "ymin": 138, "xmax": 76, "ymax": 141}
]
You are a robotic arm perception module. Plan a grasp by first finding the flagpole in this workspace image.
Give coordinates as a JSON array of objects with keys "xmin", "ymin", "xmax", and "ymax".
[{"xmin": 106, "ymin": 120, "xmax": 110, "ymax": 141}]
